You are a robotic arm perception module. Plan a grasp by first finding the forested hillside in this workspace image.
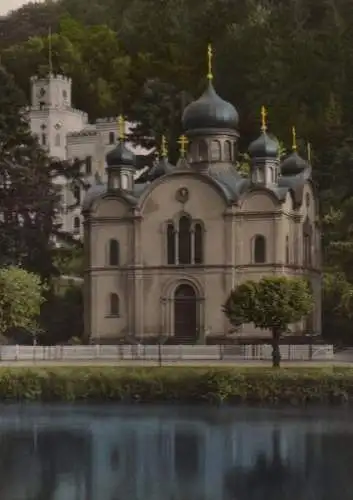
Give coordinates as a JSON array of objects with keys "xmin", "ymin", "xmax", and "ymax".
[{"xmin": 1, "ymin": 0, "xmax": 353, "ymax": 342}]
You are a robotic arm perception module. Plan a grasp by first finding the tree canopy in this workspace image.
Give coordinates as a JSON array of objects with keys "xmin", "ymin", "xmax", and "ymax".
[
  {"xmin": 223, "ymin": 277, "xmax": 314, "ymax": 366},
  {"xmin": 0, "ymin": 266, "xmax": 46, "ymax": 340},
  {"xmin": 0, "ymin": 65, "xmax": 62, "ymax": 279}
]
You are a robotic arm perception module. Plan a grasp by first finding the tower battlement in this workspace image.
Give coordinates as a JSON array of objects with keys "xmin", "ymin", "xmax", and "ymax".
[{"xmin": 30, "ymin": 74, "xmax": 72, "ymax": 84}]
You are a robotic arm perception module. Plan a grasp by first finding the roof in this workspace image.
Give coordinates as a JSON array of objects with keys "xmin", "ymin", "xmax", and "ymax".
[
  {"xmin": 182, "ymin": 81, "xmax": 239, "ymax": 132},
  {"xmin": 83, "ymin": 158, "xmax": 311, "ymax": 212}
]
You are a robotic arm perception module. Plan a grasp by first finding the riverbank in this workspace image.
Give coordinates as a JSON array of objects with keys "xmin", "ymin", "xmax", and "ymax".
[{"xmin": 1, "ymin": 366, "xmax": 353, "ymax": 404}]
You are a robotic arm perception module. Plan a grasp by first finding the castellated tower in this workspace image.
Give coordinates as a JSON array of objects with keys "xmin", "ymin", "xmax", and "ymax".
[{"xmin": 29, "ymin": 74, "xmax": 88, "ymax": 161}]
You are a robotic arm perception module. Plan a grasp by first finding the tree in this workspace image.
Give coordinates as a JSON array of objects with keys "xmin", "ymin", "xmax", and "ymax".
[
  {"xmin": 0, "ymin": 65, "xmax": 61, "ymax": 279},
  {"xmin": 40, "ymin": 282, "xmax": 83, "ymax": 345},
  {"xmin": 130, "ymin": 79, "xmax": 192, "ymax": 163},
  {"xmin": 2, "ymin": 17, "xmax": 134, "ymax": 120},
  {"xmin": 0, "ymin": 266, "xmax": 46, "ymax": 341},
  {"xmin": 223, "ymin": 276, "xmax": 314, "ymax": 367}
]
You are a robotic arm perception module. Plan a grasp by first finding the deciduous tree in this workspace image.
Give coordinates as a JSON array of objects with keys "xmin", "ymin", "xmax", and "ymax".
[
  {"xmin": 0, "ymin": 266, "xmax": 46, "ymax": 341},
  {"xmin": 223, "ymin": 276, "xmax": 314, "ymax": 367}
]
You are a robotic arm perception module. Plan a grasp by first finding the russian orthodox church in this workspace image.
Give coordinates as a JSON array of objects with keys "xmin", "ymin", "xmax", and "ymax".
[{"xmin": 82, "ymin": 47, "xmax": 321, "ymax": 343}]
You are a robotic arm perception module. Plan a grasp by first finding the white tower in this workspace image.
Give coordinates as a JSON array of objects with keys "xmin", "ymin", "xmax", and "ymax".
[{"xmin": 29, "ymin": 74, "xmax": 88, "ymax": 160}]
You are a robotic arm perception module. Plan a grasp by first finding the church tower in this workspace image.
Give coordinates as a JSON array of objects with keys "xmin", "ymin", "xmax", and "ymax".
[
  {"xmin": 248, "ymin": 107, "xmax": 280, "ymax": 186},
  {"xmin": 181, "ymin": 45, "xmax": 239, "ymax": 173},
  {"xmin": 106, "ymin": 116, "xmax": 136, "ymax": 191}
]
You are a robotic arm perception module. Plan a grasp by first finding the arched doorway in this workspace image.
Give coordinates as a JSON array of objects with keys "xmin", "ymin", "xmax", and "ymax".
[{"xmin": 174, "ymin": 284, "xmax": 197, "ymax": 341}]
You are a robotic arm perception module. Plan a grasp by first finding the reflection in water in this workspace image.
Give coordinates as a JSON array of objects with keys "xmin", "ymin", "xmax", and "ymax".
[{"xmin": 0, "ymin": 405, "xmax": 351, "ymax": 499}]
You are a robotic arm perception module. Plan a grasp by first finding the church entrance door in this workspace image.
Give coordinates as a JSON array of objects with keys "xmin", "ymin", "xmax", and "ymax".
[{"xmin": 174, "ymin": 284, "xmax": 198, "ymax": 342}]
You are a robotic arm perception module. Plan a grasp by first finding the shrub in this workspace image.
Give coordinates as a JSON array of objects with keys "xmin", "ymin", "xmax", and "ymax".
[{"xmin": 0, "ymin": 367, "xmax": 351, "ymax": 405}]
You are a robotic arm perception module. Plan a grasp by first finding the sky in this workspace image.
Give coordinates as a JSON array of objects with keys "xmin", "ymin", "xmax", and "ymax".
[{"xmin": 0, "ymin": 0, "xmax": 44, "ymax": 16}]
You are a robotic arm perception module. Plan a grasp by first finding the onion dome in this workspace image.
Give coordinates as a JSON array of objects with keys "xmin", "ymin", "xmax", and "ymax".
[
  {"xmin": 281, "ymin": 126, "xmax": 309, "ymax": 176},
  {"xmin": 106, "ymin": 141, "xmax": 136, "ymax": 168},
  {"xmin": 182, "ymin": 81, "xmax": 239, "ymax": 132},
  {"xmin": 248, "ymin": 132, "xmax": 279, "ymax": 159},
  {"xmin": 281, "ymin": 151, "xmax": 309, "ymax": 176}
]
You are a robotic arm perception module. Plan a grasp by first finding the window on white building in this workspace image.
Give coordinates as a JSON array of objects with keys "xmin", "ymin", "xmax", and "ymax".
[
  {"xmin": 109, "ymin": 131, "xmax": 115, "ymax": 144},
  {"xmin": 73, "ymin": 217, "xmax": 80, "ymax": 234},
  {"xmin": 85, "ymin": 156, "xmax": 92, "ymax": 175}
]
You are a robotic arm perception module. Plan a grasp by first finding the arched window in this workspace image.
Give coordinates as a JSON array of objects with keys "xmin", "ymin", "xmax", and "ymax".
[
  {"xmin": 269, "ymin": 166, "xmax": 274, "ymax": 183},
  {"xmin": 109, "ymin": 131, "xmax": 115, "ymax": 144},
  {"xmin": 257, "ymin": 167, "xmax": 265, "ymax": 183},
  {"xmin": 194, "ymin": 223, "xmax": 204, "ymax": 264},
  {"xmin": 178, "ymin": 216, "xmax": 192, "ymax": 264},
  {"xmin": 233, "ymin": 142, "xmax": 238, "ymax": 161},
  {"xmin": 254, "ymin": 235, "xmax": 266, "ymax": 263},
  {"xmin": 109, "ymin": 293, "xmax": 120, "ymax": 316},
  {"xmin": 285, "ymin": 235, "xmax": 289, "ymax": 264},
  {"xmin": 305, "ymin": 193, "xmax": 310, "ymax": 207},
  {"xmin": 188, "ymin": 141, "xmax": 198, "ymax": 163},
  {"xmin": 55, "ymin": 133, "xmax": 60, "ymax": 147},
  {"xmin": 224, "ymin": 140, "xmax": 232, "ymax": 161},
  {"xmin": 73, "ymin": 216, "xmax": 80, "ymax": 234},
  {"xmin": 121, "ymin": 173, "xmax": 129, "ymax": 190},
  {"xmin": 85, "ymin": 156, "xmax": 92, "ymax": 175},
  {"xmin": 303, "ymin": 220, "xmax": 312, "ymax": 267},
  {"xmin": 109, "ymin": 239, "xmax": 120, "ymax": 266},
  {"xmin": 210, "ymin": 140, "xmax": 221, "ymax": 161},
  {"xmin": 73, "ymin": 185, "xmax": 81, "ymax": 203},
  {"xmin": 167, "ymin": 223, "xmax": 175, "ymax": 264},
  {"xmin": 198, "ymin": 141, "xmax": 208, "ymax": 162}
]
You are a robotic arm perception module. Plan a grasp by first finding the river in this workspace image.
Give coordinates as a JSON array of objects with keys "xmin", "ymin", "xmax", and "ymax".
[{"xmin": 0, "ymin": 404, "xmax": 351, "ymax": 499}]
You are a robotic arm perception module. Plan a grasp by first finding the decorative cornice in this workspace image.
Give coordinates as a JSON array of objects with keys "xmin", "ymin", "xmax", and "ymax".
[
  {"xmin": 234, "ymin": 211, "xmax": 283, "ymax": 220},
  {"xmin": 84, "ymin": 263, "xmax": 321, "ymax": 274}
]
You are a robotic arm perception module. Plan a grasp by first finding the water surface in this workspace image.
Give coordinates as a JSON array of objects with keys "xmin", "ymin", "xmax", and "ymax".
[{"xmin": 0, "ymin": 404, "xmax": 351, "ymax": 500}]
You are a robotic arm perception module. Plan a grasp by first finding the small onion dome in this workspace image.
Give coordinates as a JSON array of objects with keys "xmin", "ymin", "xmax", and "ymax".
[
  {"xmin": 248, "ymin": 132, "xmax": 279, "ymax": 159},
  {"xmin": 281, "ymin": 151, "xmax": 309, "ymax": 176},
  {"xmin": 182, "ymin": 81, "xmax": 239, "ymax": 132},
  {"xmin": 106, "ymin": 141, "xmax": 136, "ymax": 168},
  {"xmin": 149, "ymin": 157, "xmax": 173, "ymax": 181}
]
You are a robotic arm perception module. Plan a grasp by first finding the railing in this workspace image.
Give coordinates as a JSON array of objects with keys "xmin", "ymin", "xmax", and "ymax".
[{"xmin": 0, "ymin": 344, "xmax": 334, "ymax": 362}]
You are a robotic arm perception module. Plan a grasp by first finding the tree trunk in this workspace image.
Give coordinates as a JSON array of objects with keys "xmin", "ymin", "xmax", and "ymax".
[{"xmin": 272, "ymin": 329, "xmax": 281, "ymax": 368}]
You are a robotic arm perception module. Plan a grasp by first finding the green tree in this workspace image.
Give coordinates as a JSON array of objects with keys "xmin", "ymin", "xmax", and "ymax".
[
  {"xmin": 40, "ymin": 282, "xmax": 83, "ymax": 344},
  {"xmin": 2, "ymin": 17, "xmax": 134, "ymax": 120},
  {"xmin": 0, "ymin": 266, "xmax": 46, "ymax": 341},
  {"xmin": 130, "ymin": 79, "xmax": 192, "ymax": 163},
  {"xmin": 223, "ymin": 276, "xmax": 314, "ymax": 367},
  {"xmin": 0, "ymin": 65, "xmax": 61, "ymax": 279},
  {"xmin": 52, "ymin": 246, "xmax": 84, "ymax": 277}
]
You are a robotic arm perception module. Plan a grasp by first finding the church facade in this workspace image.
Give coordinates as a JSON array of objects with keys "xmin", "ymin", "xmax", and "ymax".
[{"xmin": 82, "ymin": 66, "xmax": 321, "ymax": 343}]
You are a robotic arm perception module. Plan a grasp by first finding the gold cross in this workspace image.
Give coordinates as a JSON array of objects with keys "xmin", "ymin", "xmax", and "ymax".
[
  {"xmin": 261, "ymin": 106, "xmax": 267, "ymax": 132},
  {"xmin": 207, "ymin": 43, "xmax": 213, "ymax": 81},
  {"xmin": 161, "ymin": 135, "xmax": 168, "ymax": 157},
  {"xmin": 117, "ymin": 115, "xmax": 125, "ymax": 141},
  {"xmin": 292, "ymin": 126, "xmax": 297, "ymax": 151},
  {"xmin": 177, "ymin": 135, "xmax": 189, "ymax": 157}
]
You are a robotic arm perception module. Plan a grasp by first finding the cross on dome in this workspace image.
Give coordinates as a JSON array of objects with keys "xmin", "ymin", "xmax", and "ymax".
[{"xmin": 177, "ymin": 135, "xmax": 189, "ymax": 157}]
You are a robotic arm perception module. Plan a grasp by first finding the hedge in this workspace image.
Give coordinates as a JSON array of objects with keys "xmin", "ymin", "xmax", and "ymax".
[{"xmin": 0, "ymin": 366, "xmax": 353, "ymax": 405}]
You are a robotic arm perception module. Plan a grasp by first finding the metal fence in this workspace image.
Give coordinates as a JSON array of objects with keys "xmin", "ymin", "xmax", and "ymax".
[{"xmin": 0, "ymin": 344, "xmax": 334, "ymax": 362}]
